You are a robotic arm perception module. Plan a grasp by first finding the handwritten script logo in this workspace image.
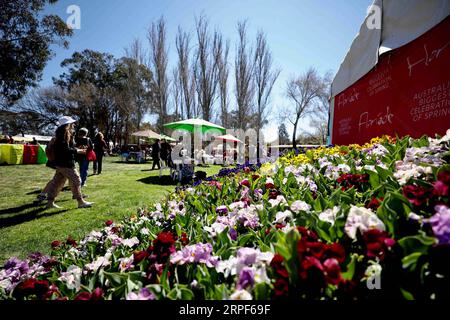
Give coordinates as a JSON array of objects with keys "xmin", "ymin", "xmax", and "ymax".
[
  {"xmin": 407, "ymin": 42, "xmax": 450, "ymax": 77},
  {"xmin": 337, "ymin": 89, "xmax": 360, "ymax": 108},
  {"xmin": 359, "ymin": 106, "xmax": 394, "ymax": 132}
]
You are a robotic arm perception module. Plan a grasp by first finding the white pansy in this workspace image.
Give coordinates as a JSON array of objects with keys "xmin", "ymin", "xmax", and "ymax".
[
  {"xmin": 121, "ymin": 237, "xmax": 139, "ymax": 247},
  {"xmin": 257, "ymin": 251, "xmax": 274, "ymax": 264},
  {"xmin": 168, "ymin": 200, "xmax": 178, "ymax": 209},
  {"xmin": 367, "ymin": 144, "xmax": 388, "ymax": 156},
  {"xmin": 67, "ymin": 247, "xmax": 80, "ymax": 258},
  {"xmin": 394, "ymin": 161, "xmax": 433, "ymax": 185},
  {"xmin": 230, "ymin": 290, "xmax": 253, "ymax": 300},
  {"xmin": 140, "ymin": 228, "xmax": 150, "ymax": 236},
  {"xmin": 344, "ymin": 206, "xmax": 385, "ymax": 240},
  {"xmin": 85, "ymin": 253, "xmax": 112, "ymax": 272},
  {"xmin": 150, "ymin": 209, "xmax": 164, "ymax": 220},
  {"xmin": 216, "ymin": 257, "xmax": 238, "ymax": 278},
  {"xmin": 318, "ymin": 206, "xmax": 340, "ymax": 226},
  {"xmin": 363, "ymin": 165, "xmax": 376, "ymax": 172},
  {"xmin": 268, "ymin": 195, "xmax": 287, "ymax": 208},
  {"xmin": 249, "ymin": 203, "xmax": 264, "ymax": 212},
  {"xmin": 274, "ymin": 210, "xmax": 293, "ymax": 224},
  {"xmin": 0, "ymin": 278, "xmax": 12, "ymax": 290},
  {"xmin": 89, "ymin": 231, "xmax": 103, "ymax": 239},
  {"xmin": 229, "ymin": 201, "xmax": 246, "ymax": 211},
  {"xmin": 118, "ymin": 255, "xmax": 134, "ymax": 272},
  {"xmin": 185, "ymin": 187, "xmax": 195, "ymax": 194},
  {"xmin": 58, "ymin": 265, "xmax": 82, "ymax": 290},
  {"xmin": 290, "ymin": 200, "xmax": 311, "ymax": 213},
  {"xmin": 204, "ymin": 222, "xmax": 227, "ymax": 237},
  {"xmin": 253, "ymin": 265, "xmax": 270, "ymax": 284},
  {"xmin": 281, "ymin": 224, "xmax": 295, "ymax": 233}
]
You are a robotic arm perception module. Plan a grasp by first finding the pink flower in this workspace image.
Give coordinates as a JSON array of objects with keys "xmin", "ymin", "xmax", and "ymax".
[{"xmin": 323, "ymin": 258, "xmax": 342, "ymax": 285}]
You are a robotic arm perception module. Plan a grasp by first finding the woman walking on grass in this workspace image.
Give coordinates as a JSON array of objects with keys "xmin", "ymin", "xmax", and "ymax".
[
  {"xmin": 93, "ymin": 132, "xmax": 109, "ymax": 175},
  {"xmin": 75, "ymin": 128, "xmax": 93, "ymax": 187},
  {"xmin": 45, "ymin": 116, "xmax": 93, "ymax": 209}
]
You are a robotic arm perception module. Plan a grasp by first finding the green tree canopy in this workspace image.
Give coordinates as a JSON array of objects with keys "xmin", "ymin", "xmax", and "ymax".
[{"xmin": 0, "ymin": 0, "xmax": 73, "ymax": 105}]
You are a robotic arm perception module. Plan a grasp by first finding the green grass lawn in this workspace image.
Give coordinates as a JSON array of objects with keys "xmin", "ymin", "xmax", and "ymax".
[{"xmin": 0, "ymin": 157, "xmax": 221, "ymax": 264}]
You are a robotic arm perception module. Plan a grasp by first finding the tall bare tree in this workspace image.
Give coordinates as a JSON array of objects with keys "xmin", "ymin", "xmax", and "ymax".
[
  {"xmin": 309, "ymin": 75, "xmax": 332, "ymax": 144},
  {"xmin": 216, "ymin": 33, "xmax": 230, "ymax": 127},
  {"xmin": 234, "ymin": 21, "xmax": 254, "ymax": 130},
  {"xmin": 175, "ymin": 27, "xmax": 196, "ymax": 119},
  {"xmin": 148, "ymin": 16, "xmax": 170, "ymax": 131},
  {"xmin": 253, "ymin": 30, "xmax": 280, "ymax": 157},
  {"xmin": 193, "ymin": 15, "xmax": 219, "ymax": 121},
  {"xmin": 285, "ymin": 68, "xmax": 329, "ymax": 149},
  {"xmin": 172, "ymin": 66, "xmax": 182, "ymax": 119}
]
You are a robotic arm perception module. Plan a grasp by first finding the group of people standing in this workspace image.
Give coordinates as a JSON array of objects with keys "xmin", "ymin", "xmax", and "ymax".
[
  {"xmin": 151, "ymin": 139, "xmax": 173, "ymax": 170},
  {"xmin": 75, "ymin": 128, "xmax": 109, "ymax": 186},
  {"xmin": 36, "ymin": 116, "xmax": 109, "ymax": 209}
]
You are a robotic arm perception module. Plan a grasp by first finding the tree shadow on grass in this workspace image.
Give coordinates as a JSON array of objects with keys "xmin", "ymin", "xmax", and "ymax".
[
  {"xmin": 0, "ymin": 203, "xmax": 40, "ymax": 215},
  {"xmin": 137, "ymin": 175, "xmax": 179, "ymax": 186},
  {"xmin": 112, "ymin": 161, "xmax": 149, "ymax": 164},
  {"xmin": 0, "ymin": 206, "xmax": 69, "ymax": 229},
  {"xmin": 0, "ymin": 199, "xmax": 70, "ymax": 216}
]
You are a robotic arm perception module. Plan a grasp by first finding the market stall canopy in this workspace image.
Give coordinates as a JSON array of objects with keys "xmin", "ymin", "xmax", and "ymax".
[
  {"xmin": 215, "ymin": 134, "xmax": 243, "ymax": 143},
  {"xmin": 159, "ymin": 134, "xmax": 177, "ymax": 142},
  {"xmin": 12, "ymin": 135, "xmax": 33, "ymax": 142},
  {"xmin": 163, "ymin": 118, "xmax": 226, "ymax": 134},
  {"xmin": 331, "ymin": 0, "xmax": 450, "ymax": 98},
  {"xmin": 24, "ymin": 135, "xmax": 52, "ymax": 142},
  {"xmin": 131, "ymin": 129, "xmax": 161, "ymax": 139}
]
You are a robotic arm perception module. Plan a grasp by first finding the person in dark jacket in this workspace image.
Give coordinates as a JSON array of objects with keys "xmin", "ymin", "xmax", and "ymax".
[
  {"xmin": 160, "ymin": 139, "xmax": 173, "ymax": 168},
  {"xmin": 75, "ymin": 128, "xmax": 93, "ymax": 187},
  {"xmin": 93, "ymin": 132, "xmax": 109, "ymax": 175},
  {"xmin": 45, "ymin": 116, "xmax": 93, "ymax": 209},
  {"xmin": 151, "ymin": 139, "xmax": 161, "ymax": 170}
]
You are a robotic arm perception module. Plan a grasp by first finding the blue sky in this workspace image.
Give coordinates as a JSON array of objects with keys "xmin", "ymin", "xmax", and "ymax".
[{"xmin": 42, "ymin": 0, "xmax": 373, "ymax": 136}]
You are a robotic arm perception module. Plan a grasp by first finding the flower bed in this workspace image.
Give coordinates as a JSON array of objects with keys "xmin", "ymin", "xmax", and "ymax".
[{"xmin": 1, "ymin": 130, "xmax": 449, "ymax": 300}]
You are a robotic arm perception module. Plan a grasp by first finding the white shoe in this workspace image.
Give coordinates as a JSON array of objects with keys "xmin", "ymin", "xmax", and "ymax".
[
  {"xmin": 47, "ymin": 202, "xmax": 62, "ymax": 209},
  {"xmin": 78, "ymin": 202, "xmax": 94, "ymax": 208}
]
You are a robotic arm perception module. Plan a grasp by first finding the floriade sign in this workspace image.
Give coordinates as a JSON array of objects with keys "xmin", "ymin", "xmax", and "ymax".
[{"xmin": 332, "ymin": 17, "xmax": 450, "ymax": 145}]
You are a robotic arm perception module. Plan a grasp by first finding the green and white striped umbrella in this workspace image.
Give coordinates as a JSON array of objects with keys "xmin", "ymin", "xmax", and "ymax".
[{"xmin": 163, "ymin": 118, "xmax": 226, "ymax": 134}]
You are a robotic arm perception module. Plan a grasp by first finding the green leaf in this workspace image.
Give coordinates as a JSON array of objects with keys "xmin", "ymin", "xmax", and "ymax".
[
  {"xmin": 411, "ymin": 135, "xmax": 429, "ymax": 148},
  {"xmin": 375, "ymin": 166, "xmax": 392, "ymax": 181},
  {"xmin": 238, "ymin": 233, "xmax": 254, "ymax": 246},
  {"xmin": 400, "ymin": 288, "xmax": 415, "ymax": 300},
  {"xmin": 342, "ymin": 254, "xmax": 359, "ymax": 280},
  {"xmin": 193, "ymin": 199, "xmax": 205, "ymax": 215},
  {"xmin": 398, "ymin": 233, "xmax": 437, "ymax": 255},
  {"xmin": 402, "ymin": 252, "xmax": 422, "ymax": 270},
  {"xmin": 367, "ymin": 170, "xmax": 380, "ymax": 189},
  {"xmin": 253, "ymin": 282, "xmax": 270, "ymax": 300},
  {"xmin": 103, "ymin": 271, "xmax": 127, "ymax": 286},
  {"xmin": 167, "ymin": 285, "xmax": 194, "ymax": 300}
]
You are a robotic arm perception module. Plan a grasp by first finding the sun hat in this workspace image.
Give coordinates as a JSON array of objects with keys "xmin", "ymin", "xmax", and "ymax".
[{"xmin": 57, "ymin": 116, "xmax": 77, "ymax": 128}]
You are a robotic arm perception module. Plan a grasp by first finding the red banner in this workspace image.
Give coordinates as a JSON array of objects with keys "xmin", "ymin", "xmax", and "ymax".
[
  {"xmin": 23, "ymin": 145, "xmax": 39, "ymax": 164},
  {"xmin": 332, "ymin": 17, "xmax": 450, "ymax": 145}
]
